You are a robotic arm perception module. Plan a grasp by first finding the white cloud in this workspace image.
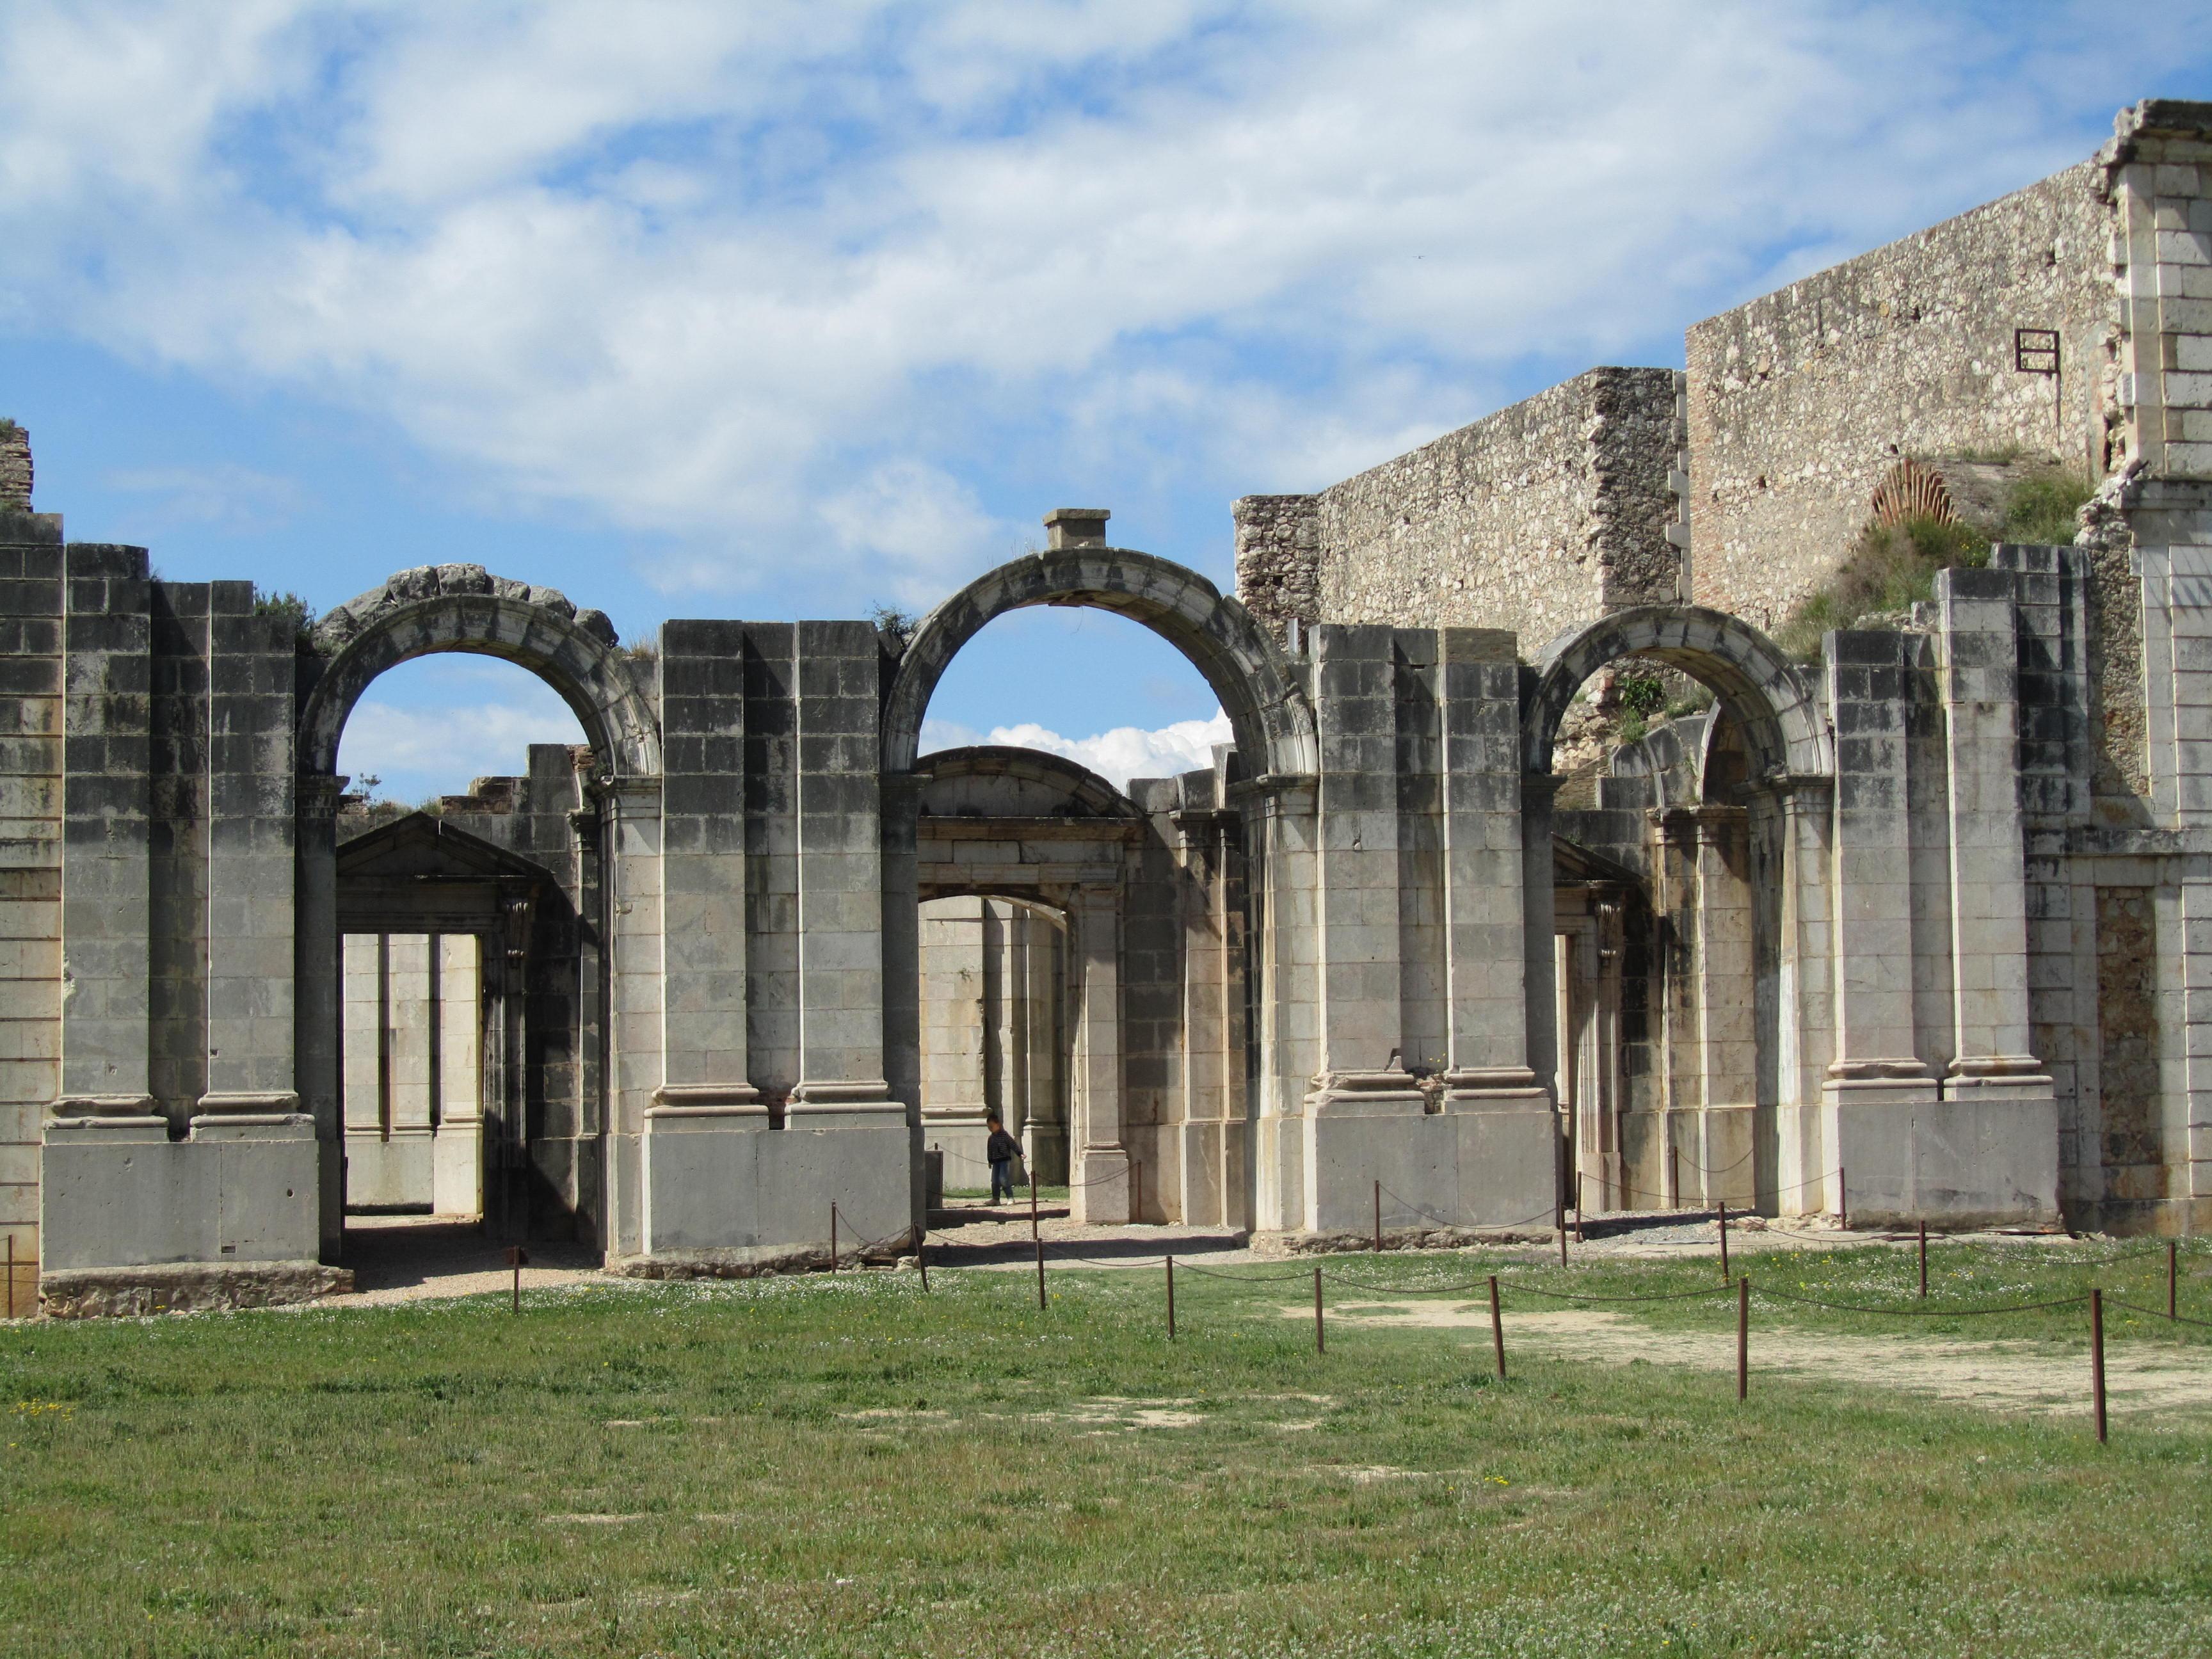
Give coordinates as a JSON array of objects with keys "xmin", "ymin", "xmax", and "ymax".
[
  {"xmin": 0, "ymin": 0, "xmax": 2199, "ymax": 608},
  {"xmin": 920, "ymin": 708, "xmax": 1232, "ymax": 792},
  {"xmin": 337, "ymin": 694, "xmax": 587, "ymax": 803}
]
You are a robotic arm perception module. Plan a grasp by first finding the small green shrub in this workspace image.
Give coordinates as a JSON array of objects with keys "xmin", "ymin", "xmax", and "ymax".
[
  {"xmin": 253, "ymin": 589, "xmax": 316, "ymax": 645},
  {"xmin": 1615, "ymin": 674, "xmax": 1665, "ymax": 719},
  {"xmin": 1617, "ymin": 710, "xmax": 1647, "ymax": 745},
  {"xmin": 1665, "ymin": 682, "xmax": 1715, "ymax": 719}
]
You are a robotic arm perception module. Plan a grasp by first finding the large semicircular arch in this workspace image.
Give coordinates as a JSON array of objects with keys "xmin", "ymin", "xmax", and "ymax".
[
  {"xmin": 298, "ymin": 578, "xmax": 662, "ymax": 781},
  {"xmin": 1524, "ymin": 605, "xmax": 1830, "ymax": 780},
  {"xmin": 882, "ymin": 548, "xmax": 1317, "ymax": 779}
]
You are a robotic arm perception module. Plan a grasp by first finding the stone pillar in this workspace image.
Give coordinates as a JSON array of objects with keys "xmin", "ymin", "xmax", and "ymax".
[
  {"xmin": 1821, "ymin": 630, "xmax": 1937, "ymax": 1221},
  {"xmin": 1925, "ymin": 565, "xmax": 2058, "ymax": 1222},
  {"xmin": 431, "ymin": 933, "xmax": 483, "ymax": 1216},
  {"xmin": 1300, "ymin": 625, "xmax": 1421, "ymax": 1230},
  {"xmin": 1435, "ymin": 627, "xmax": 1551, "ymax": 1221},
  {"xmin": 1934, "ymin": 568, "xmax": 2053, "ymax": 1097},
  {"xmin": 653, "ymin": 620, "xmax": 757, "ymax": 1115},
  {"xmin": 296, "ymin": 774, "xmax": 346, "ymax": 1251},
  {"xmin": 598, "ymin": 774, "xmax": 662, "ymax": 1258},
  {"xmin": 1520, "ymin": 774, "xmax": 1563, "ymax": 1206},
  {"xmin": 1020, "ymin": 906, "xmax": 1069, "ymax": 1185},
  {"xmin": 1688, "ymin": 805, "xmax": 1757, "ymax": 1208},
  {"xmin": 1246, "ymin": 778, "xmax": 1317, "ymax": 1231},
  {"xmin": 198, "ymin": 582, "xmax": 297, "ymax": 1116},
  {"xmin": 56, "ymin": 543, "xmax": 155, "ymax": 1118},
  {"xmin": 1772, "ymin": 777, "xmax": 1834, "ymax": 1217},
  {"xmin": 790, "ymin": 621, "xmax": 897, "ymax": 1121},
  {"xmin": 1071, "ymin": 882, "xmax": 1129, "ymax": 1222}
]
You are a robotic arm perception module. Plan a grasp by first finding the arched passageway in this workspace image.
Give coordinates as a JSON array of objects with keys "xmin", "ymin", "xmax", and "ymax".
[
  {"xmin": 1523, "ymin": 606, "xmax": 1832, "ymax": 1217},
  {"xmin": 297, "ymin": 567, "xmax": 661, "ymax": 1256},
  {"xmin": 881, "ymin": 521, "xmax": 1300, "ymax": 1231}
]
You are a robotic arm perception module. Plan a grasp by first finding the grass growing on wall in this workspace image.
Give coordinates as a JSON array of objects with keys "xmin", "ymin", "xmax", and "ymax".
[
  {"xmin": 3, "ymin": 1242, "xmax": 2211, "ymax": 1657},
  {"xmin": 1772, "ymin": 469, "xmax": 2096, "ymax": 662}
]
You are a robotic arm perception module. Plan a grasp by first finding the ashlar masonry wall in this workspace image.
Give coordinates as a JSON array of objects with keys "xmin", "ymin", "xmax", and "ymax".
[{"xmin": 1235, "ymin": 367, "xmax": 1681, "ymax": 648}]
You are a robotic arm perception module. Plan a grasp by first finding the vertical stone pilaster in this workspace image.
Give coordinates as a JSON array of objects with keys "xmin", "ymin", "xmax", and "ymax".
[
  {"xmin": 1688, "ymin": 805, "xmax": 1756, "ymax": 1206},
  {"xmin": 295, "ymin": 773, "xmax": 345, "ymax": 1250},
  {"xmin": 200, "ymin": 582, "xmax": 298, "ymax": 1113},
  {"xmin": 653, "ymin": 620, "xmax": 757, "ymax": 1114},
  {"xmin": 1071, "ymin": 882, "xmax": 1129, "ymax": 1222},
  {"xmin": 1437, "ymin": 628, "xmax": 1543, "ymax": 1100},
  {"xmin": 598, "ymin": 774, "xmax": 662, "ymax": 1257},
  {"xmin": 790, "ymin": 620, "xmax": 895, "ymax": 1119},
  {"xmin": 1773, "ymin": 777, "xmax": 1834, "ymax": 1215},
  {"xmin": 57, "ymin": 543, "xmax": 156, "ymax": 1116},
  {"xmin": 1934, "ymin": 566, "xmax": 2051, "ymax": 1096},
  {"xmin": 1304, "ymin": 625, "xmax": 1418, "ymax": 1108}
]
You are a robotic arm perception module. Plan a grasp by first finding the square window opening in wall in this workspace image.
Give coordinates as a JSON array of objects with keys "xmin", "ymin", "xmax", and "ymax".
[{"xmin": 2015, "ymin": 328, "xmax": 2060, "ymax": 376}]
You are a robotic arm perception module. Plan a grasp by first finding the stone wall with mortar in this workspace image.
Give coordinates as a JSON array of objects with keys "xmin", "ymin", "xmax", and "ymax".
[
  {"xmin": 1685, "ymin": 163, "xmax": 2113, "ymax": 637},
  {"xmin": 1233, "ymin": 369, "xmax": 1681, "ymax": 650}
]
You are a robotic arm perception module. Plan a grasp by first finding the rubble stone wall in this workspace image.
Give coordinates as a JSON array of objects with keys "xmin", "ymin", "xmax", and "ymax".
[
  {"xmin": 1233, "ymin": 368, "xmax": 1680, "ymax": 653},
  {"xmin": 1685, "ymin": 162, "xmax": 2113, "ymax": 636}
]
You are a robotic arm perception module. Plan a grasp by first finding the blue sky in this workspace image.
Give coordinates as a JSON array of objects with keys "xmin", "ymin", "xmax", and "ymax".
[{"xmin": 3, "ymin": 1, "xmax": 2207, "ymax": 799}]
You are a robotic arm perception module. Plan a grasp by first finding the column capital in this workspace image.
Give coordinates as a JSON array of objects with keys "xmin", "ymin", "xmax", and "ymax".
[{"xmin": 298, "ymin": 774, "xmax": 348, "ymax": 823}]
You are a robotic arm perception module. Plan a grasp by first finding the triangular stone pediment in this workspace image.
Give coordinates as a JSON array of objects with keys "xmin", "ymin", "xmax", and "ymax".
[{"xmin": 337, "ymin": 812, "xmax": 556, "ymax": 885}]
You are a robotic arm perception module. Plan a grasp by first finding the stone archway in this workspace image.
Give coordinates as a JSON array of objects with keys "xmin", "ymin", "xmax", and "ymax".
[
  {"xmin": 881, "ymin": 534, "xmax": 1317, "ymax": 781},
  {"xmin": 1521, "ymin": 605, "xmax": 1830, "ymax": 781},
  {"xmin": 1521, "ymin": 605, "xmax": 1832, "ymax": 1219},
  {"xmin": 300, "ymin": 566, "xmax": 660, "ymax": 782},
  {"xmin": 294, "ymin": 565, "xmax": 663, "ymax": 1257}
]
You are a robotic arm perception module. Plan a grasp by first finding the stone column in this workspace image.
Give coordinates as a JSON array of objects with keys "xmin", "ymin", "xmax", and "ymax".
[
  {"xmin": 1070, "ymin": 882, "xmax": 1129, "ymax": 1222},
  {"xmin": 1688, "ymin": 805, "xmax": 1757, "ymax": 1208},
  {"xmin": 1772, "ymin": 777, "xmax": 1834, "ymax": 1217},
  {"xmin": 1246, "ymin": 777, "xmax": 1318, "ymax": 1231},
  {"xmin": 198, "ymin": 583, "xmax": 298, "ymax": 1117},
  {"xmin": 295, "ymin": 774, "xmax": 346, "ymax": 1250},
  {"xmin": 653, "ymin": 620, "xmax": 758, "ymax": 1116},
  {"xmin": 1436, "ymin": 628, "xmax": 1552, "ymax": 1222},
  {"xmin": 56, "ymin": 543, "xmax": 156, "ymax": 1119},
  {"xmin": 790, "ymin": 620, "xmax": 898, "ymax": 1121},
  {"xmin": 431, "ymin": 933, "xmax": 483, "ymax": 1216},
  {"xmin": 1934, "ymin": 567, "xmax": 2052, "ymax": 1098},
  {"xmin": 598, "ymin": 774, "xmax": 663, "ymax": 1258},
  {"xmin": 1821, "ymin": 630, "xmax": 1937, "ymax": 1221}
]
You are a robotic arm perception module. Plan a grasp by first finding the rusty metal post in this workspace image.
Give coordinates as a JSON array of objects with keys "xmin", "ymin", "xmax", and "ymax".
[
  {"xmin": 1166, "ymin": 1254, "xmax": 1176, "ymax": 1340},
  {"xmin": 1736, "ymin": 1275, "xmax": 1749, "ymax": 1402},
  {"xmin": 1838, "ymin": 1165, "xmax": 1848, "ymax": 1231},
  {"xmin": 1374, "ymin": 1179, "xmax": 1382, "ymax": 1253},
  {"xmin": 1558, "ymin": 1210, "xmax": 1568, "ymax": 1269},
  {"xmin": 1919, "ymin": 1221, "xmax": 1928, "ymax": 1299},
  {"xmin": 2092, "ymin": 1287, "xmax": 2108, "ymax": 1444},
  {"xmin": 1313, "ymin": 1265, "xmax": 1324, "ymax": 1355},
  {"xmin": 1719, "ymin": 1200, "xmax": 1730, "ymax": 1281},
  {"xmin": 1488, "ymin": 1274, "xmax": 1506, "ymax": 1381},
  {"xmin": 918, "ymin": 1240, "xmax": 929, "ymax": 1293},
  {"xmin": 2170, "ymin": 1240, "xmax": 2179, "ymax": 1320},
  {"xmin": 1670, "ymin": 1143, "xmax": 1681, "ymax": 1208},
  {"xmin": 830, "ymin": 1204, "xmax": 839, "ymax": 1272},
  {"xmin": 1035, "ymin": 1235, "xmax": 1046, "ymax": 1311},
  {"xmin": 508, "ymin": 1246, "xmax": 527, "ymax": 1314}
]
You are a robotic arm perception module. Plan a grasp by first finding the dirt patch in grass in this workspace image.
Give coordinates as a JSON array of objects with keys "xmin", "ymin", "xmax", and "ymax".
[
  {"xmin": 1311, "ymin": 1299, "xmax": 2212, "ymax": 1418},
  {"xmin": 1029, "ymin": 1395, "xmax": 1205, "ymax": 1431}
]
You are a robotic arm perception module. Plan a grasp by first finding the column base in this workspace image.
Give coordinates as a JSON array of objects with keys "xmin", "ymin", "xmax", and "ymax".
[
  {"xmin": 1072, "ymin": 1146, "xmax": 1130, "ymax": 1224},
  {"xmin": 643, "ymin": 1093, "xmax": 910, "ymax": 1254},
  {"xmin": 1824, "ymin": 1071, "xmax": 2057, "ymax": 1227},
  {"xmin": 37, "ymin": 1260, "xmax": 352, "ymax": 1318},
  {"xmin": 1301, "ymin": 1075, "xmax": 1553, "ymax": 1233}
]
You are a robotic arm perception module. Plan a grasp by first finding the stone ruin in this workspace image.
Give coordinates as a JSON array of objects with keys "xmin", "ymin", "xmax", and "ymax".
[{"xmin": 4, "ymin": 98, "xmax": 2211, "ymax": 1315}]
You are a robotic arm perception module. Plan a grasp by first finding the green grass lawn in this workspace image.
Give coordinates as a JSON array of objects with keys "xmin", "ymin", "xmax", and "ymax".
[{"xmin": 3, "ymin": 1241, "xmax": 2211, "ymax": 1657}]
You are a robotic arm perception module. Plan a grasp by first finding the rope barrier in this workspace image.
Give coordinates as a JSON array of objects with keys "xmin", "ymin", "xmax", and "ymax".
[
  {"xmin": 1756, "ymin": 1286, "xmax": 2090, "ymax": 1318},
  {"xmin": 2108, "ymin": 1297, "xmax": 2212, "ymax": 1331},
  {"xmin": 1498, "ymin": 1279, "xmax": 1735, "ymax": 1306}
]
